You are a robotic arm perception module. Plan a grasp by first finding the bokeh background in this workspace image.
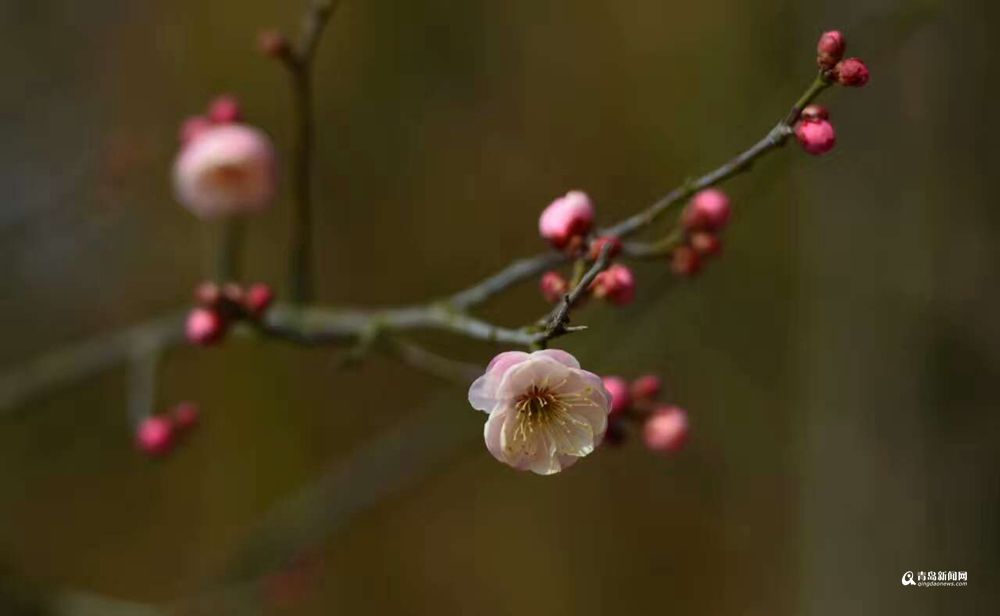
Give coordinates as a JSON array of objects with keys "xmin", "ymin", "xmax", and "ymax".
[{"xmin": 0, "ymin": 0, "xmax": 997, "ymax": 614}]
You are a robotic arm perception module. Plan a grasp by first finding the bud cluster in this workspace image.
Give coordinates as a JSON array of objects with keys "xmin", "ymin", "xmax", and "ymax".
[
  {"xmin": 600, "ymin": 374, "xmax": 690, "ymax": 453},
  {"xmin": 672, "ymin": 188, "xmax": 731, "ymax": 277},
  {"xmin": 186, "ymin": 281, "xmax": 275, "ymax": 346},
  {"xmin": 815, "ymin": 30, "xmax": 870, "ymax": 87},
  {"xmin": 536, "ymin": 191, "xmax": 638, "ymax": 307}
]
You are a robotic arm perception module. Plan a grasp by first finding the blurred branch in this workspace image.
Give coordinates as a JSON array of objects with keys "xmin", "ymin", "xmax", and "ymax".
[
  {"xmin": 283, "ymin": 0, "xmax": 343, "ymax": 303},
  {"xmin": 0, "ymin": 311, "xmax": 185, "ymax": 419},
  {"xmin": 383, "ymin": 338, "xmax": 482, "ymax": 383}
]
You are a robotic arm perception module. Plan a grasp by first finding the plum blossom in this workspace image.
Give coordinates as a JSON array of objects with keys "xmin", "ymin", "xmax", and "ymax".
[
  {"xmin": 173, "ymin": 123, "xmax": 277, "ymax": 219},
  {"xmin": 468, "ymin": 349, "xmax": 611, "ymax": 475}
]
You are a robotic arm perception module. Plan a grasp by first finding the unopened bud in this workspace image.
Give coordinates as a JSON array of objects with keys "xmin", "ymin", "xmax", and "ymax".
[
  {"xmin": 186, "ymin": 307, "xmax": 226, "ymax": 345},
  {"xmin": 539, "ymin": 271, "xmax": 569, "ymax": 304},
  {"xmin": 207, "ymin": 95, "xmax": 243, "ymax": 124},
  {"xmin": 245, "ymin": 283, "xmax": 275, "ymax": 317},
  {"xmin": 834, "ymin": 57, "xmax": 870, "ymax": 87},
  {"xmin": 800, "ymin": 104, "xmax": 829, "ymax": 122},
  {"xmin": 630, "ymin": 374, "xmax": 662, "ymax": 401},
  {"xmin": 588, "ymin": 236, "xmax": 622, "ymax": 260},
  {"xmin": 602, "ymin": 376, "xmax": 632, "ymax": 417},
  {"xmin": 643, "ymin": 406, "xmax": 689, "ymax": 453},
  {"xmin": 591, "ymin": 264, "xmax": 636, "ymax": 306},
  {"xmin": 689, "ymin": 232, "xmax": 722, "ymax": 257},
  {"xmin": 172, "ymin": 402, "xmax": 200, "ymax": 432},
  {"xmin": 795, "ymin": 119, "xmax": 837, "ymax": 155},
  {"xmin": 136, "ymin": 416, "xmax": 175, "ymax": 457},
  {"xmin": 682, "ymin": 188, "xmax": 731, "ymax": 232},
  {"xmin": 258, "ymin": 29, "xmax": 291, "ymax": 58},
  {"xmin": 816, "ymin": 30, "xmax": 846, "ymax": 69},
  {"xmin": 670, "ymin": 245, "xmax": 701, "ymax": 277}
]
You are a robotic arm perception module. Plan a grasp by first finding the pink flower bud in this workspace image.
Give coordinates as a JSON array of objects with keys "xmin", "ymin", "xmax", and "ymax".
[
  {"xmin": 591, "ymin": 264, "xmax": 636, "ymax": 305},
  {"xmin": 834, "ymin": 57, "xmax": 870, "ymax": 87},
  {"xmin": 539, "ymin": 271, "xmax": 569, "ymax": 304},
  {"xmin": 186, "ymin": 307, "xmax": 226, "ymax": 345},
  {"xmin": 222, "ymin": 282, "xmax": 245, "ymax": 305},
  {"xmin": 179, "ymin": 116, "xmax": 213, "ymax": 146},
  {"xmin": 643, "ymin": 406, "xmax": 689, "ymax": 453},
  {"xmin": 689, "ymin": 231, "xmax": 722, "ymax": 257},
  {"xmin": 816, "ymin": 30, "xmax": 846, "ymax": 69},
  {"xmin": 258, "ymin": 30, "xmax": 291, "ymax": 58},
  {"xmin": 538, "ymin": 191, "xmax": 595, "ymax": 249},
  {"xmin": 795, "ymin": 119, "xmax": 837, "ymax": 155},
  {"xmin": 630, "ymin": 374, "xmax": 662, "ymax": 401},
  {"xmin": 136, "ymin": 416, "xmax": 175, "ymax": 457},
  {"xmin": 245, "ymin": 283, "xmax": 275, "ymax": 317},
  {"xmin": 800, "ymin": 104, "xmax": 829, "ymax": 121},
  {"xmin": 682, "ymin": 188, "xmax": 731, "ymax": 232},
  {"xmin": 173, "ymin": 124, "xmax": 277, "ymax": 219},
  {"xmin": 207, "ymin": 95, "xmax": 243, "ymax": 124},
  {"xmin": 671, "ymin": 245, "xmax": 701, "ymax": 277},
  {"xmin": 602, "ymin": 376, "xmax": 632, "ymax": 416},
  {"xmin": 194, "ymin": 281, "xmax": 222, "ymax": 308},
  {"xmin": 172, "ymin": 402, "xmax": 200, "ymax": 432},
  {"xmin": 588, "ymin": 236, "xmax": 622, "ymax": 260}
]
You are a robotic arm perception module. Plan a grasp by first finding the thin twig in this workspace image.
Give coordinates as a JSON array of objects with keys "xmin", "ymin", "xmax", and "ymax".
[
  {"xmin": 384, "ymin": 338, "xmax": 483, "ymax": 383},
  {"xmin": 285, "ymin": 0, "xmax": 343, "ymax": 303},
  {"xmin": 0, "ymin": 312, "xmax": 186, "ymax": 418},
  {"xmin": 539, "ymin": 243, "xmax": 614, "ymax": 343}
]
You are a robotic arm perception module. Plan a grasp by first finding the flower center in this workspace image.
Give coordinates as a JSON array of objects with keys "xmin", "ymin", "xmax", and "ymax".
[{"xmin": 514, "ymin": 385, "xmax": 564, "ymax": 422}]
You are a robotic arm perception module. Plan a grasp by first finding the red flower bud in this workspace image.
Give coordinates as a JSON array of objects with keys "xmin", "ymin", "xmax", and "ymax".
[
  {"xmin": 539, "ymin": 271, "xmax": 569, "ymax": 304},
  {"xmin": 207, "ymin": 95, "xmax": 243, "ymax": 124},
  {"xmin": 245, "ymin": 283, "xmax": 275, "ymax": 317},
  {"xmin": 194, "ymin": 281, "xmax": 222, "ymax": 308},
  {"xmin": 258, "ymin": 29, "xmax": 290, "ymax": 59},
  {"xmin": 682, "ymin": 188, "xmax": 731, "ymax": 232},
  {"xmin": 172, "ymin": 402, "xmax": 200, "ymax": 433},
  {"xmin": 136, "ymin": 416, "xmax": 175, "ymax": 457},
  {"xmin": 602, "ymin": 376, "xmax": 632, "ymax": 417},
  {"xmin": 643, "ymin": 406, "xmax": 689, "ymax": 453},
  {"xmin": 591, "ymin": 264, "xmax": 636, "ymax": 306},
  {"xmin": 630, "ymin": 374, "xmax": 662, "ymax": 401},
  {"xmin": 689, "ymin": 232, "xmax": 722, "ymax": 257},
  {"xmin": 795, "ymin": 119, "xmax": 837, "ymax": 155},
  {"xmin": 588, "ymin": 236, "xmax": 622, "ymax": 260},
  {"xmin": 834, "ymin": 57, "xmax": 870, "ymax": 87},
  {"xmin": 816, "ymin": 30, "xmax": 846, "ymax": 69},
  {"xmin": 670, "ymin": 245, "xmax": 701, "ymax": 277},
  {"xmin": 186, "ymin": 308, "xmax": 226, "ymax": 345},
  {"xmin": 800, "ymin": 104, "xmax": 829, "ymax": 122}
]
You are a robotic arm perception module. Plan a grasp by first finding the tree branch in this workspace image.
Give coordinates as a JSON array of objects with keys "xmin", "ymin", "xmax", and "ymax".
[{"xmin": 0, "ymin": 71, "xmax": 836, "ymax": 416}]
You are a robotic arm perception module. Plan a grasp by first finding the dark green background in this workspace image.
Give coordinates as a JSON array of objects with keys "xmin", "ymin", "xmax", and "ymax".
[{"xmin": 0, "ymin": 0, "xmax": 996, "ymax": 614}]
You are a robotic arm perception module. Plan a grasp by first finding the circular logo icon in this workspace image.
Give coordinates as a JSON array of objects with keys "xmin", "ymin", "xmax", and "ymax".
[{"xmin": 901, "ymin": 571, "xmax": 916, "ymax": 586}]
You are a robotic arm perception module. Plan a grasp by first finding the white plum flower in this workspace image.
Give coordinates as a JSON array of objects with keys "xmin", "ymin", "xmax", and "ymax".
[
  {"xmin": 172, "ymin": 123, "xmax": 277, "ymax": 219},
  {"xmin": 469, "ymin": 349, "xmax": 611, "ymax": 475}
]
